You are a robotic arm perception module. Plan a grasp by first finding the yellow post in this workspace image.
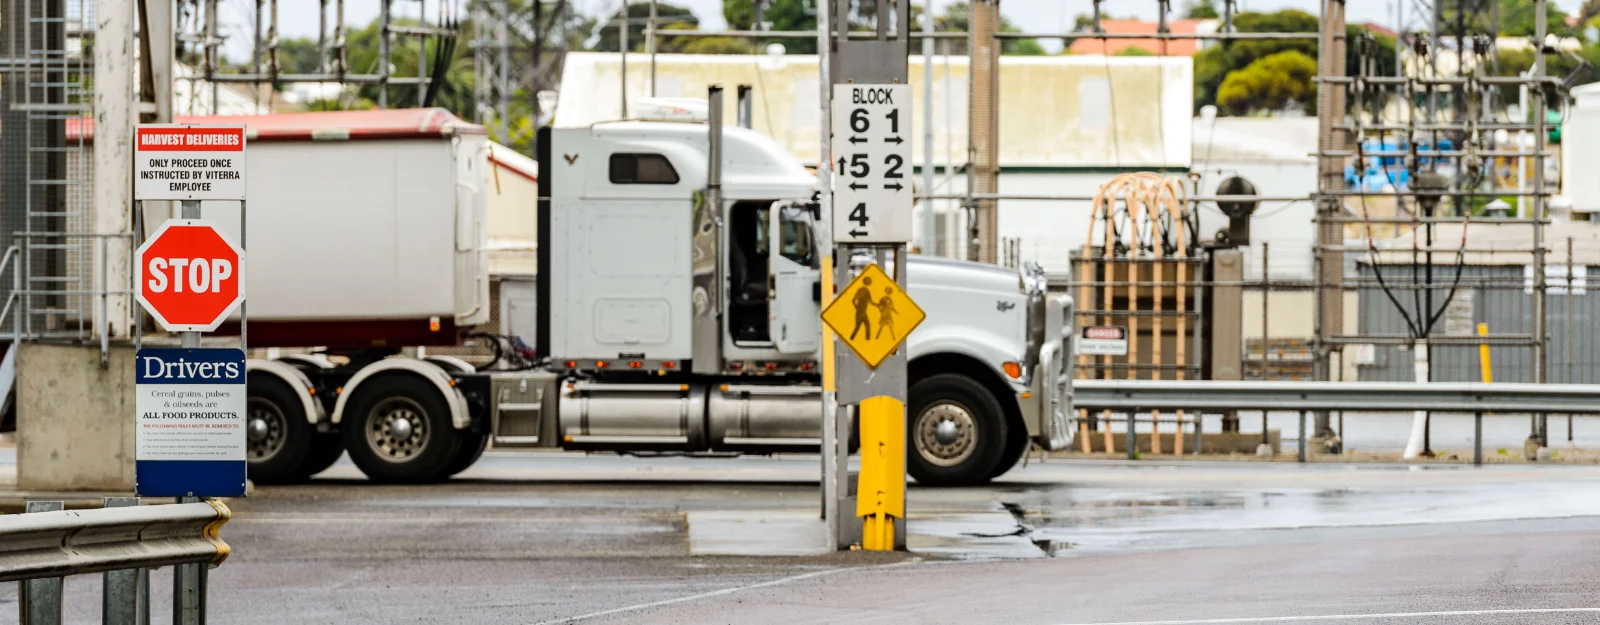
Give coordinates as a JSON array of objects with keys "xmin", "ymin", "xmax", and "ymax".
[
  {"xmin": 857, "ymin": 395, "xmax": 905, "ymax": 550},
  {"xmin": 1478, "ymin": 322, "xmax": 1492, "ymax": 383}
]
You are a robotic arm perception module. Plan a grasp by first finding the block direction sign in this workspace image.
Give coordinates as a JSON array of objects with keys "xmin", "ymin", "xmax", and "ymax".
[
  {"xmin": 1079, "ymin": 325, "xmax": 1129, "ymax": 356},
  {"xmin": 135, "ymin": 348, "xmax": 247, "ymax": 498},
  {"xmin": 831, "ymin": 84, "xmax": 912, "ymax": 243},
  {"xmin": 821, "ymin": 263, "xmax": 926, "ymax": 369},
  {"xmin": 135, "ymin": 219, "xmax": 246, "ymax": 332},
  {"xmin": 135, "ymin": 124, "xmax": 247, "ymax": 201}
]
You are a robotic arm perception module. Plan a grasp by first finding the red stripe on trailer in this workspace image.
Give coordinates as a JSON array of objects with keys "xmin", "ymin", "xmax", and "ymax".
[{"xmin": 211, "ymin": 318, "xmax": 463, "ymax": 349}]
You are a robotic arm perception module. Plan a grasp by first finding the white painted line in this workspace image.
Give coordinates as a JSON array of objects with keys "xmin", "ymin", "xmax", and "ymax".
[
  {"xmin": 532, "ymin": 560, "xmax": 917, "ymax": 625},
  {"xmin": 1060, "ymin": 607, "xmax": 1600, "ymax": 625}
]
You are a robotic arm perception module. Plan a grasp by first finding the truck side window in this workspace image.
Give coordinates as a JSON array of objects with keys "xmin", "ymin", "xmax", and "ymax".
[
  {"xmin": 778, "ymin": 207, "xmax": 816, "ymax": 268},
  {"xmin": 608, "ymin": 153, "xmax": 680, "ymax": 184}
]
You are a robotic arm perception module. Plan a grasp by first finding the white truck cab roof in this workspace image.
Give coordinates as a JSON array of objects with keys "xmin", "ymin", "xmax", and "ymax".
[{"xmin": 571, "ymin": 120, "xmax": 816, "ymax": 202}]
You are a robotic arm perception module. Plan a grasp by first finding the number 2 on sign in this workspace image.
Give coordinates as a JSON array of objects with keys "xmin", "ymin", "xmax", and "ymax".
[{"xmin": 849, "ymin": 203, "xmax": 869, "ymax": 227}]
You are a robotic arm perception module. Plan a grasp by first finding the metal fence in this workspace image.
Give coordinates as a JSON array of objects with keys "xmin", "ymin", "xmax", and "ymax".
[{"xmin": 5, "ymin": 498, "xmax": 231, "ymax": 625}]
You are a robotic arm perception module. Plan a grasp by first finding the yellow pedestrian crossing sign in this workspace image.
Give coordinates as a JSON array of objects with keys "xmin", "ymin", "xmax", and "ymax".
[{"xmin": 821, "ymin": 263, "xmax": 926, "ymax": 369}]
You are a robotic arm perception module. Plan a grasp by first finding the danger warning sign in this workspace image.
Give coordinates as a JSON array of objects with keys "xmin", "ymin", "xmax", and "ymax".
[{"xmin": 135, "ymin": 125, "xmax": 247, "ymax": 201}]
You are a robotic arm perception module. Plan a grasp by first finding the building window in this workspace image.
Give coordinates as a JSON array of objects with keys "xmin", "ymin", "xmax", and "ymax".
[{"xmin": 609, "ymin": 153, "xmax": 679, "ymax": 185}]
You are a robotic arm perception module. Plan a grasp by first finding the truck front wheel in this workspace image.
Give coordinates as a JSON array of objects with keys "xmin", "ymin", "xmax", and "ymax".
[
  {"xmin": 907, "ymin": 374, "xmax": 1007, "ymax": 486},
  {"xmin": 342, "ymin": 375, "xmax": 462, "ymax": 483}
]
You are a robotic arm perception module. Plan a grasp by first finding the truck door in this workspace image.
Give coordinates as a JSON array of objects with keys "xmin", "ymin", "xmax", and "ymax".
[{"xmin": 769, "ymin": 203, "xmax": 821, "ymax": 354}]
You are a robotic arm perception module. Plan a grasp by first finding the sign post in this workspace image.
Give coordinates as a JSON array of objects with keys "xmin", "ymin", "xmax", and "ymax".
[
  {"xmin": 133, "ymin": 124, "xmax": 248, "ymax": 625},
  {"xmin": 820, "ymin": 0, "xmax": 914, "ymax": 552}
]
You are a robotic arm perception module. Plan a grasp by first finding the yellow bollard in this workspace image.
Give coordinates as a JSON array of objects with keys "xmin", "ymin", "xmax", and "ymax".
[
  {"xmin": 1478, "ymin": 323, "xmax": 1493, "ymax": 384},
  {"xmin": 857, "ymin": 395, "xmax": 906, "ymax": 551}
]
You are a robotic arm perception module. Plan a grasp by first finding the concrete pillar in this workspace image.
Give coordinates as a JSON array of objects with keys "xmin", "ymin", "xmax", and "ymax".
[{"xmin": 16, "ymin": 343, "xmax": 137, "ymax": 491}]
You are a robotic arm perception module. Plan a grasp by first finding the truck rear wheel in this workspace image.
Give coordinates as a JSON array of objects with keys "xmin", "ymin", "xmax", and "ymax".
[
  {"xmin": 907, "ymin": 374, "xmax": 1007, "ymax": 486},
  {"xmin": 443, "ymin": 431, "xmax": 489, "ymax": 478},
  {"xmin": 248, "ymin": 375, "xmax": 341, "ymax": 484},
  {"xmin": 342, "ymin": 375, "xmax": 462, "ymax": 483}
]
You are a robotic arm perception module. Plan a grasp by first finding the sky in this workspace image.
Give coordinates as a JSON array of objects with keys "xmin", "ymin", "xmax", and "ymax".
[{"xmin": 218, "ymin": 0, "xmax": 1588, "ymax": 63}]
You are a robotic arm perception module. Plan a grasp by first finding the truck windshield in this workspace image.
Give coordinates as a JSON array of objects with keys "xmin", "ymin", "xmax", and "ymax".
[{"xmin": 778, "ymin": 206, "xmax": 816, "ymax": 268}]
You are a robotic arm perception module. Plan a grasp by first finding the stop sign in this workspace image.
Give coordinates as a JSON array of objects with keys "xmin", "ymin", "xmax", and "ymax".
[{"xmin": 136, "ymin": 219, "xmax": 246, "ymax": 332}]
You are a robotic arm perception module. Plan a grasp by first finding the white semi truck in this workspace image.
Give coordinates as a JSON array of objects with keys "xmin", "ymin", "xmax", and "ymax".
[{"xmin": 207, "ymin": 106, "xmax": 1073, "ymax": 486}]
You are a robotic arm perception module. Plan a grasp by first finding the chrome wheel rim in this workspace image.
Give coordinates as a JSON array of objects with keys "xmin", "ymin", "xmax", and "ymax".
[
  {"xmin": 914, "ymin": 402, "xmax": 978, "ymax": 467},
  {"xmin": 365, "ymin": 397, "xmax": 430, "ymax": 463},
  {"xmin": 246, "ymin": 398, "xmax": 288, "ymax": 462}
]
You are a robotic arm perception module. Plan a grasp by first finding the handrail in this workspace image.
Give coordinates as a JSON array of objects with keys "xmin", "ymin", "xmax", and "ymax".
[
  {"xmin": 0, "ymin": 500, "xmax": 231, "ymax": 583},
  {"xmin": 1072, "ymin": 380, "xmax": 1600, "ymax": 415}
]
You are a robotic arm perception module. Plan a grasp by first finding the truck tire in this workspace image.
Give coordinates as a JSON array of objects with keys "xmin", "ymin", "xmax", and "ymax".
[
  {"xmin": 987, "ymin": 428, "xmax": 1030, "ymax": 480},
  {"xmin": 341, "ymin": 375, "xmax": 462, "ymax": 483},
  {"xmin": 248, "ymin": 375, "xmax": 338, "ymax": 484},
  {"xmin": 443, "ymin": 431, "xmax": 489, "ymax": 478},
  {"xmin": 907, "ymin": 374, "xmax": 1007, "ymax": 486}
]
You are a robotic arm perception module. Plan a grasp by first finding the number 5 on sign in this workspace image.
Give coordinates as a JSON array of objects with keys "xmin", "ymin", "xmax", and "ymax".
[{"xmin": 831, "ymin": 83, "xmax": 912, "ymax": 244}]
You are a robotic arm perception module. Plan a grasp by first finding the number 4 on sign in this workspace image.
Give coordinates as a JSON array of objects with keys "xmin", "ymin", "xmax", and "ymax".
[{"xmin": 848, "ymin": 203, "xmax": 869, "ymax": 237}]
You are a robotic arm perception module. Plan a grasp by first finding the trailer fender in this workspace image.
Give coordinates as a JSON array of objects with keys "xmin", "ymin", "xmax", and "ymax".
[
  {"xmin": 277, "ymin": 354, "xmax": 335, "ymax": 371},
  {"xmin": 421, "ymin": 355, "xmax": 476, "ymax": 374},
  {"xmin": 331, "ymin": 359, "xmax": 472, "ymax": 430},
  {"xmin": 246, "ymin": 359, "xmax": 325, "ymax": 425}
]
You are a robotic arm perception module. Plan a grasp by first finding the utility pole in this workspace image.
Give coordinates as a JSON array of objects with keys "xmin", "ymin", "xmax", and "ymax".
[
  {"xmin": 968, "ymin": 0, "xmax": 999, "ymax": 263},
  {"xmin": 1312, "ymin": 0, "xmax": 1346, "ymax": 445}
]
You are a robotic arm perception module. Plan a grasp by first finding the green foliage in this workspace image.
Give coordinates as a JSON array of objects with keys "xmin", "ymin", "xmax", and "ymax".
[
  {"xmin": 934, "ymin": 1, "xmax": 1045, "ymax": 55},
  {"xmin": 1215, "ymin": 50, "xmax": 1317, "ymax": 114},
  {"xmin": 1115, "ymin": 46, "xmax": 1156, "ymax": 57},
  {"xmin": 1440, "ymin": 0, "xmax": 1577, "ymax": 39},
  {"xmin": 594, "ymin": 2, "xmax": 699, "ymax": 52},
  {"xmin": 1183, "ymin": 0, "xmax": 1220, "ymax": 19},
  {"xmin": 1192, "ymin": 10, "xmax": 1395, "ymax": 114}
]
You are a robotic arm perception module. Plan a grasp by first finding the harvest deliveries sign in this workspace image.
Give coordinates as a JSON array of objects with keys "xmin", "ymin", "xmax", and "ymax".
[{"xmin": 135, "ymin": 126, "xmax": 246, "ymax": 200}]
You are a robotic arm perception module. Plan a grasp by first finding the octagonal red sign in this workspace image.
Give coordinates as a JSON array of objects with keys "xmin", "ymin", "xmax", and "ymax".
[{"xmin": 135, "ymin": 219, "xmax": 246, "ymax": 332}]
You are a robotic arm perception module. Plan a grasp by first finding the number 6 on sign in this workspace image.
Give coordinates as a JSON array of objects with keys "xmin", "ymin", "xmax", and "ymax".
[{"xmin": 831, "ymin": 83, "xmax": 912, "ymax": 244}]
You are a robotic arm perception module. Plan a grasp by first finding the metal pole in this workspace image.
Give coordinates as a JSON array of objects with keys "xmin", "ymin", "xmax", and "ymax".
[
  {"xmin": 648, "ymin": 0, "xmax": 657, "ymax": 97},
  {"xmin": 817, "ymin": 0, "xmax": 837, "ymax": 541},
  {"xmin": 180, "ymin": 201, "xmax": 202, "ymax": 349},
  {"xmin": 21, "ymin": 501, "xmax": 64, "ymax": 625},
  {"xmin": 1474, "ymin": 411, "xmax": 1484, "ymax": 466},
  {"xmin": 1261, "ymin": 242, "xmax": 1268, "ymax": 379},
  {"xmin": 1126, "ymin": 408, "xmax": 1137, "ymax": 460},
  {"xmin": 532, "ymin": 0, "xmax": 542, "ymax": 125},
  {"xmin": 378, "ymin": 0, "xmax": 390, "ymax": 108},
  {"xmin": 921, "ymin": 2, "xmax": 934, "ymax": 255},
  {"xmin": 1297, "ymin": 410, "xmax": 1306, "ymax": 462},
  {"xmin": 103, "ymin": 497, "xmax": 146, "ymax": 625},
  {"xmin": 173, "ymin": 497, "xmax": 204, "ymax": 625},
  {"xmin": 620, "ymin": 0, "xmax": 629, "ymax": 118},
  {"xmin": 1532, "ymin": 0, "xmax": 1549, "ymax": 452}
]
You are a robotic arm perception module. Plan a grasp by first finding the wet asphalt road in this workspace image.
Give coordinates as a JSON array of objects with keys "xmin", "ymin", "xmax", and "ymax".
[{"xmin": 9, "ymin": 452, "xmax": 1600, "ymax": 624}]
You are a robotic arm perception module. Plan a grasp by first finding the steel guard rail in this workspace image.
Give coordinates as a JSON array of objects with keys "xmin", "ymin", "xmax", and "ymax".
[
  {"xmin": 1071, "ymin": 380, "xmax": 1600, "ymax": 415},
  {"xmin": 0, "ymin": 500, "xmax": 231, "ymax": 583}
]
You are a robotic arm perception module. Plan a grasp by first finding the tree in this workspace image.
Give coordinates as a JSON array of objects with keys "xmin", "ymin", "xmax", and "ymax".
[
  {"xmin": 1183, "ymin": 0, "xmax": 1220, "ymax": 19},
  {"xmin": 1440, "ymin": 0, "xmax": 1577, "ymax": 39},
  {"xmin": 935, "ymin": 1, "xmax": 1046, "ymax": 55},
  {"xmin": 1215, "ymin": 50, "xmax": 1317, "ymax": 114},
  {"xmin": 1191, "ymin": 9, "xmax": 1395, "ymax": 113},
  {"xmin": 594, "ymin": 2, "xmax": 700, "ymax": 52},
  {"xmin": 1115, "ymin": 46, "xmax": 1156, "ymax": 57}
]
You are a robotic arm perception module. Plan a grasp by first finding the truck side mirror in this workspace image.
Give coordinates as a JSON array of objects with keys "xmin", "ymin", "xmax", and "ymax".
[{"xmin": 813, "ymin": 281, "xmax": 822, "ymax": 303}]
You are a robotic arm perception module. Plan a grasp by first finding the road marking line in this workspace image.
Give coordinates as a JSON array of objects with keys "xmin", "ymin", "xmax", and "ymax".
[
  {"xmin": 1060, "ymin": 608, "xmax": 1600, "ymax": 625},
  {"xmin": 532, "ymin": 560, "xmax": 917, "ymax": 625}
]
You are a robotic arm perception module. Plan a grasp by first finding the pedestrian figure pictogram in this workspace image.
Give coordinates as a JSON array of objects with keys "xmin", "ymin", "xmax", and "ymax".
[{"xmin": 821, "ymin": 263, "xmax": 926, "ymax": 369}]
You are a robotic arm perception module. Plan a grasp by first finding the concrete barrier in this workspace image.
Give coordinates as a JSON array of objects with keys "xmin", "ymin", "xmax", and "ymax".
[{"xmin": 17, "ymin": 343, "xmax": 137, "ymax": 491}]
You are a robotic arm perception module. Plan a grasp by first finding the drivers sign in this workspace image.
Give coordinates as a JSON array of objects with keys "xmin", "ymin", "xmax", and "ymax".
[{"xmin": 135, "ymin": 220, "xmax": 246, "ymax": 332}]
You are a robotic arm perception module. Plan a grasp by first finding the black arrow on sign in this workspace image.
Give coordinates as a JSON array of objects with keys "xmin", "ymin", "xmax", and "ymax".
[
  {"xmin": 884, "ymin": 136, "xmax": 904, "ymax": 145},
  {"xmin": 837, "ymin": 157, "xmax": 846, "ymax": 171},
  {"xmin": 849, "ymin": 136, "xmax": 868, "ymax": 144},
  {"xmin": 884, "ymin": 182, "xmax": 904, "ymax": 191},
  {"xmin": 849, "ymin": 229, "xmax": 867, "ymax": 238},
  {"xmin": 849, "ymin": 182, "xmax": 867, "ymax": 190}
]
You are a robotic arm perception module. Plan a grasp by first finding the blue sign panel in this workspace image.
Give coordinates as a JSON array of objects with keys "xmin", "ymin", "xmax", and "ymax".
[{"xmin": 135, "ymin": 348, "xmax": 247, "ymax": 498}]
